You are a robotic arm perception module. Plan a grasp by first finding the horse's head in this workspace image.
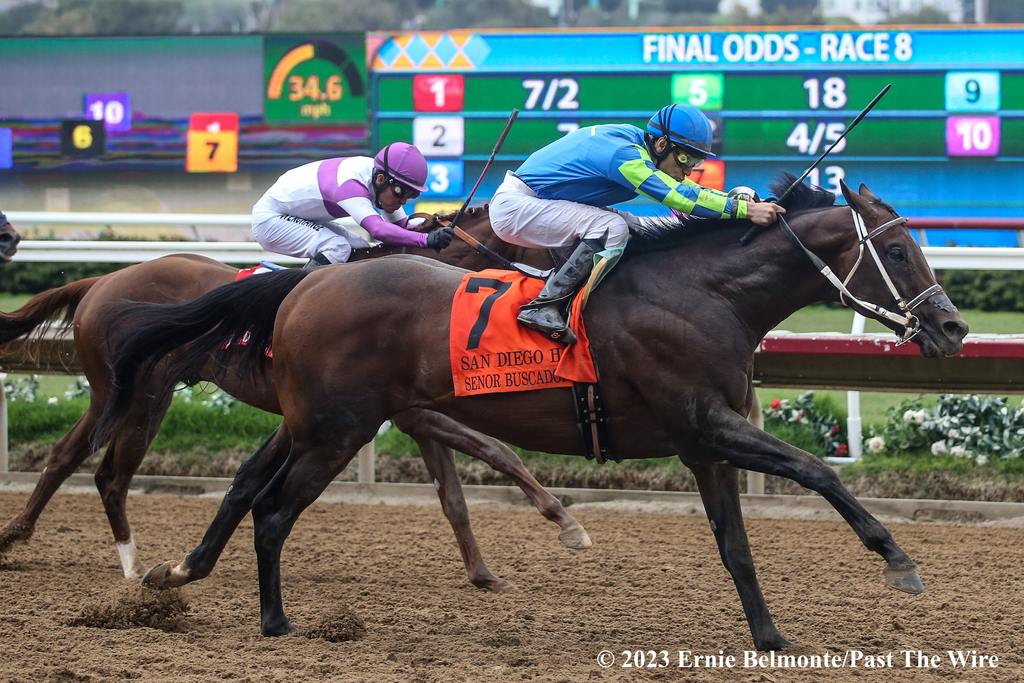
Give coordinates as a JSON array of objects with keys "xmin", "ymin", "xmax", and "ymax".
[
  {"xmin": 837, "ymin": 180, "xmax": 968, "ymax": 358},
  {"xmin": 0, "ymin": 211, "xmax": 20, "ymax": 263}
]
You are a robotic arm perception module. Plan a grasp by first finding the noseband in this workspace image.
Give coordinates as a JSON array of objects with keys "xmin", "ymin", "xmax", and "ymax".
[{"xmin": 777, "ymin": 207, "xmax": 944, "ymax": 345}]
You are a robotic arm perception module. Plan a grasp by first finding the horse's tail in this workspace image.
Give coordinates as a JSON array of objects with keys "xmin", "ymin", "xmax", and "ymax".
[
  {"xmin": 92, "ymin": 268, "xmax": 310, "ymax": 448},
  {"xmin": 0, "ymin": 276, "xmax": 101, "ymax": 346}
]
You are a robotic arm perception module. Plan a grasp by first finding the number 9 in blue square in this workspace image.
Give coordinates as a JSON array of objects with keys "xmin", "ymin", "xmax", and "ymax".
[
  {"xmin": 425, "ymin": 160, "xmax": 464, "ymax": 198},
  {"xmin": 0, "ymin": 128, "xmax": 12, "ymax": 169},
  {"xmin": 945, "ymin": 72, "xmax": 1000, "ymax": 112}
]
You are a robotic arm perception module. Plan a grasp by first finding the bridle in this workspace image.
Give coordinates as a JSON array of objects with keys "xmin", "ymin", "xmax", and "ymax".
[{"xmin": 777, "ymin": 207, "xmax": 944, "ymax": 346}]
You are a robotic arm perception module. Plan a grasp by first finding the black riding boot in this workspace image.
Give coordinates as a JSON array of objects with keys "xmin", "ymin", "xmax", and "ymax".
[
  {"xmin": 517, "ymin": 237, "xmax": 603, "ymax": 344},
  {"xmin": 301, "ymin": 252, "xmax": 331, "ymax": 271}
]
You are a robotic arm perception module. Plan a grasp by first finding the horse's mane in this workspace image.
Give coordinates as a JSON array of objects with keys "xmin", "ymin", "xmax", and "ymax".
[{"xmin": 626, "ymin": 172, "xmax": 837, "ymax": 253}]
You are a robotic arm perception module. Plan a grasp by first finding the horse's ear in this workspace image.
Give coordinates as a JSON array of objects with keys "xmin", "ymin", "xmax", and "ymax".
[
  {"xmin": 858, "ymin": 183, "xmax": 879, "ymax": 201},
  {"xmin": 839, "ymin": 179, "xmax": 860, "ymax": 207}
]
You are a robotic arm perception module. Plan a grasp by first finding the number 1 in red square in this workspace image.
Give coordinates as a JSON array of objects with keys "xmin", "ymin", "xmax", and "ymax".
[{"xmin": 413, "ymin": 75, "xmax": 464, "ymax": 112}]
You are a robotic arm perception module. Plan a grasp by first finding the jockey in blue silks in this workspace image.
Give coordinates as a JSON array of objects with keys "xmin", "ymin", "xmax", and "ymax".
[{"xmin": 489, "ymin": 104, "xmax": 786, "ymax": 343}]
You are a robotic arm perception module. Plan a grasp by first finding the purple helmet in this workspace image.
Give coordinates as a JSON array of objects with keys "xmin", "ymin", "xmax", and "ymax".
[{"xmin": 373, "ymin": 142, "xmax": 428, "ymax": 193}]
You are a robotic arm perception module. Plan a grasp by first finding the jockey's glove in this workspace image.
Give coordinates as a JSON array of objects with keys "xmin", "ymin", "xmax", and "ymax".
[{"xmin": 426, "ymin": 227, "xmax": 454, "ymax": 251}]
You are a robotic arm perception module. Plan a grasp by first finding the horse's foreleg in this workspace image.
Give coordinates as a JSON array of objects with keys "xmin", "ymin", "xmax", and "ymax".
[
  {"xmin": 142, "ymin": 426, "xmax": 290, "ymax": 590},
  {"xmin": 689, "ymin": 461, "xmax": 791, "ymax": 651},
  {"xmin": 93, "ymin": 392, "xmax": 173, "ymax": 579},
  {"xmin": 0, "ymin": 407, "xmax": 99, "ymax": 556},
  {"xmin": 251, "ymin": 433, "xmax": 364, "ymax": 637},
  {"xmin": 394, "ymin": 409, "xmax": 591, "ymax": 550},
  {"xmin": 701, "ymin": 407, "xmax": 922, "ymax": 594},
  {"xmin": 413, "ymin": 436, "xmax": 512, "ymax": 592}
]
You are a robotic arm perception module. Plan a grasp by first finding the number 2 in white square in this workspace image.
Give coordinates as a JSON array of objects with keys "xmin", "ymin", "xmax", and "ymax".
[{"xmin": 414, "ymin": 116, "xmax": 464, "ymax": 157}]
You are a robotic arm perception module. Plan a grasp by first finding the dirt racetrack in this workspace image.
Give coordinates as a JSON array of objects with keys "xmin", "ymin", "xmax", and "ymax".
[{"xmin": 1, "ymin": 489, "xmax": 1021, "ymax": 682}]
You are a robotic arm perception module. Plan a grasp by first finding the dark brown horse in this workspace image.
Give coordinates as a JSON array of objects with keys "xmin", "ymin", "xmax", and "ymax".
[
  {"xmin": 0, "ymin": 208, "xmax": 590, "ymax": 589},
  {"xmin": 98, "ymin": 177, "xmax": 969, "ymax": 646},
  {"xmin": 0, "ymin": 210, "xmax": 21, "ymax": 262}
]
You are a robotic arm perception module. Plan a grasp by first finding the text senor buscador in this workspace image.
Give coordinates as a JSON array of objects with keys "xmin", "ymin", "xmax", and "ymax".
[{"xmin": 612, "ymin": 649, "xmax": 999, "ymax": 669}]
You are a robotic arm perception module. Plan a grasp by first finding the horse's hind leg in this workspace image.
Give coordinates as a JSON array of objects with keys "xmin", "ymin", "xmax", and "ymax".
[
  {"xmin": 0, "ymin": 406, "xmax": 99, "ymax": 557},
  {"xmin": 143, "ymin": 426, "xmax": 290, "ymax": 590},
  {"xmin": 252, "ymin": 429, "xmax": 371, "ymax": 636},
  {"xmin": 689, "ymin": 461, "xmax": 791, "ymax": 651},
  {"xmin": 701, "ymin": 407, "xmax": 922, "ymax": 594},
  {"xmin": 393, "ymin": 408, "xmax": 591, "ymax": 550},
  {"xmin": 413, "ymin": 436, "xmax": 512, "ymax": 592},
  {"xmin": 92, "ymin": 389, "xmax": 173, "ymax": 578}
]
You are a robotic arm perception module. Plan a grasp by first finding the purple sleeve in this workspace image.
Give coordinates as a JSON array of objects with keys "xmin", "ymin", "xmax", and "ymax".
[{"xmin": 360, "ymin": 214, "xmax": 429, "ymax": 248}]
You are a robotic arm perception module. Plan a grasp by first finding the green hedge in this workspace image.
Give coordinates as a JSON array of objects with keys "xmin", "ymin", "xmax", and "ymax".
[{"xmin": 937, "ymin": 270, "xmax": 1024, "ymax": 313}]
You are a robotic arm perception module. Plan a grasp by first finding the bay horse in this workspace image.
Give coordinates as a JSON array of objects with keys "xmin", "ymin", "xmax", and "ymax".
[
  {"xmin": 0, "ymin": 210, "xmax": 21, "ymax": 262},
  {"xmin": 0, "ymin": 207, "xmax": 590, "ymax": 589},
  {"xmin": 98, "ymin": 176, "xmax": 969, "ymax": 647}
]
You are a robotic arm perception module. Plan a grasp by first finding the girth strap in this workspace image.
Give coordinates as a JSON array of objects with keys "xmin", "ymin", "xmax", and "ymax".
[{"xmin": 572, "ymin": 382, "xmax": 616, "ymax": 463}]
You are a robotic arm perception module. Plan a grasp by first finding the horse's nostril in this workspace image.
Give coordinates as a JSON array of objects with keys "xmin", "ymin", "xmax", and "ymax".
[{"xmin": 943, "ymin": 319, "xmax": 969, "ymax": 340}]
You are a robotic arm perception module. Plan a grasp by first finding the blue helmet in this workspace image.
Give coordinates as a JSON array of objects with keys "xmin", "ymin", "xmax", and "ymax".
[{"xmin": 646, "ymin": 104, "xmax": 716, "ymax": 159}]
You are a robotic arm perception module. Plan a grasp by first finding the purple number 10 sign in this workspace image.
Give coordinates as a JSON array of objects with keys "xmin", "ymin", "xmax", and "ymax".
[
  {"xmin": 83, "ymin": 92, "xmax": 132, "ymax": 132},
  {"xmin": 945, "ymin": 116, "xmax": 1000, "ymax": 157}
]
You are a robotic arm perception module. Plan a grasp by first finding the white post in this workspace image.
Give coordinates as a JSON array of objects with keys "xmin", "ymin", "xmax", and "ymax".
[
  {"xmin": 0, "ymin": 372, "xmax": 8, "ymax": 474},
  {"xmin": 357, "ymin": 442, "xmax": 376, "ymax": 484},
  {"xmin": 847, "ymin": 313, "xmax": 866, "ymax": 460}
]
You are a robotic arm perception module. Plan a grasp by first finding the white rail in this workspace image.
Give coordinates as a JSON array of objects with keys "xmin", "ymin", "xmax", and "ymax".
[
  {"xmin": 14, "ymin": 240, "xmax": 303, "ymax": 264},
  {"xmin": 6, "ymin": 211, "xmax": 252, "ymax": 227}
]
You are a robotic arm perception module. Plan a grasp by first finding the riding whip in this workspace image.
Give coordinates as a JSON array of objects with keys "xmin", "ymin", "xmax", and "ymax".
[
  {"xmin": 440, "ymin": 110, "xmax": 550, "ymax": 279},
  {"xmin": 740, "ymin": 83, "xmax": 892, "ymax": 245}
]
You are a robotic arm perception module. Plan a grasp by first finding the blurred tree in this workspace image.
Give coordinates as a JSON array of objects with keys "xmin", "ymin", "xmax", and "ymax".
[
  {"xmin": 886, "ymin": 7, "xmax": 952, "ymax": 23},
  {"xmin": 986, "ymin": 0, "xmax": 1024, "ymax": 22},
  {"xmin": 0, "ymin": 1, "xmax": 44, "ymax": 34},
  {"xmin": 665, "ymin": 0, "xmax": 719, "ymax": 12},
  {"xmin": 273, "ymin": 0, "xmax": 404, "ymax": 31},
  {"xmin": 418, "ymin": 0, "xmax": 554, "ymax": 29},
  {"xmin": 760, "ymin": 0, "xmax": 817, "ymax": 12},
  {"xmin": 20, "ymin": 0, "xmax": 185, "ymax": 34}
]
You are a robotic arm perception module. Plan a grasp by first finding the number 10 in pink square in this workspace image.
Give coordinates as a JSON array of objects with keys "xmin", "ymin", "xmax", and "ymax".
[{"xmin": 946, "ymin": 116, "xmax": 1000, "ymax": 156}]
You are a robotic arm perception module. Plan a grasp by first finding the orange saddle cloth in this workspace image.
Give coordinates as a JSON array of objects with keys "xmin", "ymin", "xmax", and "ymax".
[{"xmin": 450, "ymin": 269, "xmax": 598, "ymax": 397}]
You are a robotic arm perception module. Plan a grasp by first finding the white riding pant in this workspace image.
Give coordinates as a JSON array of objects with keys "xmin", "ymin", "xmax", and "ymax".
[
  {"xmin": 252, "ymin": 199, "xmax": 372, "ymax": 264},
  {"xmin": 489, "ymin": 172, "xmax": 629, "ymax": 249}
]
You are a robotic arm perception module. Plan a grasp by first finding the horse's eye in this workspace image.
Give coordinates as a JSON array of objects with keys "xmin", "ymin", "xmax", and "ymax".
[{"xmin": 887, "ymin": 245, "xmax": 905, "ymax": 262}]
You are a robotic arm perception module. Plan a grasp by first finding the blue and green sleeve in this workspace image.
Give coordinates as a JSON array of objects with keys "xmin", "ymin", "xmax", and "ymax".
[{"xmin": 610, "ymin": 145, "xmax": 748, "ymax": 219}]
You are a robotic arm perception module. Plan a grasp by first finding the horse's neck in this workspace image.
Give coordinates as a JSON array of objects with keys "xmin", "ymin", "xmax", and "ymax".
[{"xmin": 623, "ymin": 211, "xmax": 848, "ymax": 351}]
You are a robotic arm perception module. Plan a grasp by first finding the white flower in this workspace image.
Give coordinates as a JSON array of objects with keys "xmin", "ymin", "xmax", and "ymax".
[
  {"xmin": 902, "ymin": 409, "xmax": 917, "ymax": 423},
  {"xmin": 47, "ymin": 396, "xmax": 58, "ymax": 405},
  {"xmin": 867, "ymin": 436, "xmax": 886, "ymax": 453},
  {"xmin": 948, "ymin": 429, "xmax": 960, "ymax": 439},
  {"xmin": 950, "ymin": 445, "xmax": 967, "ymax": 458},
  {"xmin": 931, "ymin": 440, "xmax": 948, "ymax": 455},
  {"xmin": 975, "ymin": 454, "xmax": 989, "ymax": 466}
]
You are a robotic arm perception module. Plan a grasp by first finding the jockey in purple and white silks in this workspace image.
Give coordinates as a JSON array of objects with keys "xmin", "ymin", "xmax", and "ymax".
[
  {"xmin": 489, "ymin": 104, "xmax": 787, "ymax": 344},
  {"xmin": 252, "ymin": 142, "xmax": 453, "ymax": 269}
]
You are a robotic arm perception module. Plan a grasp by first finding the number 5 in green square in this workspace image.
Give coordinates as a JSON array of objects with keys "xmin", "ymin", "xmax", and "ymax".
[{"xmin": 672, "ymin": 73, "xmax": 723, "ymax": 110}]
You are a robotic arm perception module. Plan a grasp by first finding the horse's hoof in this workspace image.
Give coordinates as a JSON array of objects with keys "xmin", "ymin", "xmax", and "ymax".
[
  {"xmin": 141, "ymin": 561, "xmax": 189, "ymax": 590},
  {"xmin": 472, "ymin": 575, "xmax": 514, "ymax": 592},
  {"xmin": 559, "ymin": 523, "xmax": 593, "ymax": 550},
  {"xmin": 0, "ymin": 523, "xmax": 33, "ymax": 553},
  {"xmin": 262, "ymin": 619, "xmax": 296, "ymax": 637},
  {"xmin": 755, "ymin": 634, "xmax": 794, "ymax": 651},
  {"xmin": 885, "ymin": 565, "xmax": 925, "ymax": 594}
]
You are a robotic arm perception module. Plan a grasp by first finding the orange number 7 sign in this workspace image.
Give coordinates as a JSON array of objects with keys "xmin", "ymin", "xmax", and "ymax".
[{"xmin": 186, "ymin": 112, "xmax": 239, "ymax": 173}]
